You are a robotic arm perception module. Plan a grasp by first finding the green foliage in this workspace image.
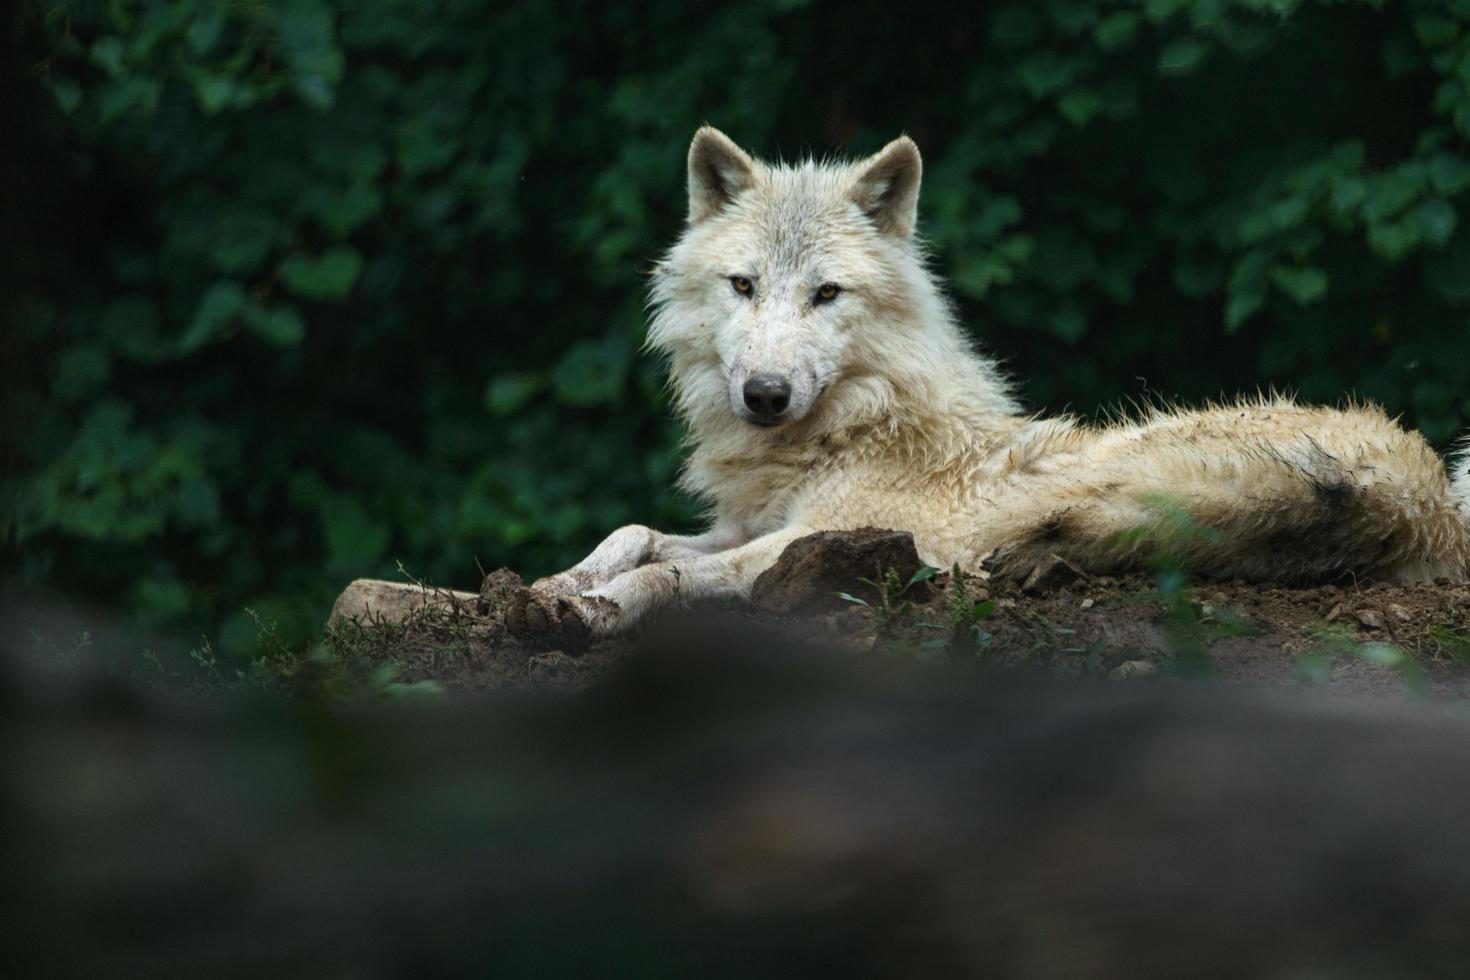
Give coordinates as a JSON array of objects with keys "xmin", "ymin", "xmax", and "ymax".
[{"xmin": 10, "ymin": 0, "xmax": 1470, "ymax": 656}]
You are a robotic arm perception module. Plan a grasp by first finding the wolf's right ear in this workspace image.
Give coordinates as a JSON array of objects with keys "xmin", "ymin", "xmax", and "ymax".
[{"xmin": 688, "ymin": 127, "xmax": 757, "ymax": 224}]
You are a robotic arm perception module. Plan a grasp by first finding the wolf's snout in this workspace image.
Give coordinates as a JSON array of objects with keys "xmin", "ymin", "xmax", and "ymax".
[{"xmin": 743, "ymin": 374, "xmax": 792, "ymax": 423}]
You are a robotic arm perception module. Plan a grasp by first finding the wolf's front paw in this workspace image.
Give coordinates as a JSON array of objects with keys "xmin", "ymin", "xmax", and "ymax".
[
  {"xmin": 504, "ymin": 588, "xmax": 620, "ymax": 652},
  {"xmin": 528, "ymin": 570, "xmax": 589, "ymax": 597}
]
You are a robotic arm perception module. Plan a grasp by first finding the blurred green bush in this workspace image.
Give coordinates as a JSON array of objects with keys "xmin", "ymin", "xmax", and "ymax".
[{"xmin": 7, "ymin": 0, "xmax": 1470, "ymax": 654}]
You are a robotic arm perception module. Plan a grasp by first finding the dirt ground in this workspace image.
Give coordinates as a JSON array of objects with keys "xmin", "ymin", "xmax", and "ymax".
[{"xmin": 331, "ymin": 529, "xmax": 1470, "ymax": 701}]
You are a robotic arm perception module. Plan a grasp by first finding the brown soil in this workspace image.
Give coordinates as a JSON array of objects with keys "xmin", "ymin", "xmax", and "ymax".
[{"xmin": 332, "ymin": 529, "xmax": 1470, "ymax": 700}]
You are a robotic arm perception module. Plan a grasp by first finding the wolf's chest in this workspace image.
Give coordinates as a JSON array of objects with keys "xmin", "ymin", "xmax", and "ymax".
[{"xmin": 685, "ymin": 453, "xmax": 812, "ymax": 535}]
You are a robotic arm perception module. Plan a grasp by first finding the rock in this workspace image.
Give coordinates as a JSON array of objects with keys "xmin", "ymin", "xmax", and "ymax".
[
  {"xmin": 1356, "ymin": 608, "xmax": 1385, "ymax": 630},
  {"xmin": 1110, "ymin": 659, "xmax": 1159, "ymax": 680},
  {"xmin": 751, "ymin": 528, "xmax": 924, "ymax": 616},
  {"xmin": 1022, "ymin": 554, "xmax": 1088, "ymax": 594},
  {"xmin": 1387, "ymin": 603, "xmax": 1412, "ymax": 624},
  {"xmin": 329, "ymin": 578, "xmax": 479, "ymax": 627},
  {"xmin": 1080, "ymin": 598, "xmax": 1095, "ymax": 610},
  {"xmin": 478, "ymin": 567, "xmax": 526, "ymax": 616}
]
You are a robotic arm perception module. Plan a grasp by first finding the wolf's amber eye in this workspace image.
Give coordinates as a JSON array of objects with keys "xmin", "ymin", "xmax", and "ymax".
[
  {"xmin": 814, "ymin": 282, "xmax": 841, "ymax": 304},
  {"xmin": 729, "ymin": 275, "xmax": 754, "ymax": 297}
]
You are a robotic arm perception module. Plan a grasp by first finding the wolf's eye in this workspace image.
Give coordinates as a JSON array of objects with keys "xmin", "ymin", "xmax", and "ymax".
[
  {"xmin": 729, "ymin": 275, "xmax": 754, "ymax": 297},
  {"xmin": 814, "ymin": 282, "xmax": 841, "ymax": 304}
]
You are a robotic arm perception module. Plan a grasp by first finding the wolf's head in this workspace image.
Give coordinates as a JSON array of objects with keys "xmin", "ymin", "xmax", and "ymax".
[{"xmin": 649, "ymin": 127, "xmax": 964, "ymax": 438}]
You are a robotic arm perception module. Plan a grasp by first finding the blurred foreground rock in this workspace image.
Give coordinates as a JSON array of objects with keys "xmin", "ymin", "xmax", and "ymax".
[{"xmin": 7, "ymin": 613, "xmax": 1470, "ymax": 977}]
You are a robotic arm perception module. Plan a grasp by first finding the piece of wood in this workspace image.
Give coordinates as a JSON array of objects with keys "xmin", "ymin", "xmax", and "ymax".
[{"xmin": 328, "ymin": 578, "xmax": 478, "ymax": 626}]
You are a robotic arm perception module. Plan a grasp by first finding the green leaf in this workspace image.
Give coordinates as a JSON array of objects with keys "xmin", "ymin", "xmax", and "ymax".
[
  {"xmin": 1172, "ymin": 251, "xmax": 1225, "ymax": 297},
  {"xmin": 1057, "ymin": 88, "xmax": 1105, "ymax": 126},
  {"xmin": 1050, "ymin": 306, "xmax": 1088, "ymax": 341},
  {"xmin": 97, "ymin": 77, "xmax": 161, "ymax": 122},
  {"xmin": 1225, "ymin": 246, "xmax": 1273, "ymax": 329},
  {"xmin": 396, "ymin": 118, "xmax": 462, "ymax": 177},
  {"xmin": 1367, "ymin": 219, "xmax": 1422, "ymax": 261},
  {"xmin": 905, "ymin": 565, "xmax": 942, "ymax": 589},
  {"xmin": 51, "ymin": 78, "xmax": 82, "ymax": 114},
  {"xmin": 173, "ymin": 476, "xmax": 221, "ymax": 528},
  {"xmin": 1410, "ymin": 197, "xmax": 1458, "ymax": 246},
  {"xmin": 179, "ymin": 281, "xmax": 246, "ymax": 354},
  {"xmin": 1413, "ymin": 16, "xmax": 1459, "ymax": 48},
  {"xmin": 485, "ymin": 373, "xmax": 545, "ymax": 416},
  {"xmin": 185, "ymin": 2, "xmax": 228, "ymax": 54},
  {"xmin": 1362, "ymin": 164, "xmax": 1428, "ymax": 222},
  {"xmin": 1424, "ymin": 232, "xmax": 1470, "ymax": 302},
  {"xmin": 245, "ymin": 304, "xmax": 307, "ymax": 347},
  {"xmin": 89, "ymin": 36, "xmax": 127, "ymax": 77},
  {"xmin": 193, "ymin": 75, "xmax": 235, "ymax": 115},
  {"xmin": 382, "ymin": 679, "xmax": 446, "ymax": 700},
  {"xmin": 1225, "ymin": 291, "xmax": 1263, "ymax": 332},
  {"xmin": 991, "ymin": 6, "xmax": 1044, "ymax": 45},
  {"xmin": 1269, "ymin": 266, "xmax": 1329, "ymax": 306},
  {"xmin": 100, "ymin": 297, "xmax": 169, "ymax": 363},
  {"xmin": 1158, "ymin": 37, "xmax": 1210, "ymax": 76},
  {"xmin": 552, "ymin": 336, "xmax": 631, "ymax": 406},
  {"xmin": 1429, "ymin": 154, "xmax": 1470, "ymax": 195},
  {"xmin": 205, "ymin": 209, "xmax": 282, "ymax": 275},
  {"xmin": 1017, "ymin": 54, "xmax": 1084, "ymax": 98},
  {"xmin": 321, "ymin": 497, "xmax": 390, "ymax": 571},
  {"xmin": 278, "ymin": 0, "xmax": 344, "ymax": 110},
  {"xmin": 1093, "ymin": 11, "xmax": 1140, "ymax": 51},
  {"xmin": 279, "ymin": 247, "xmax": 363, "ymax": 301},
  {"xmin": 1144, "ymin": 0, "xmax": 1191, "ymax": 23},
  {"xmin": 835, "ymin": 592, "xmax": 871, "ymax": 608},
  {"xmin": 53, "ymin": 344, "xmax": 112, "ymax": 402},
  {"xmin": 302, "ymin": 182, "xmax": 384, "ymax": 238}
]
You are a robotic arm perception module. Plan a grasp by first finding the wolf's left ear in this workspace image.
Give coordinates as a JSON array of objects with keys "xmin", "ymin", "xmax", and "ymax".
[
  {"xmin": 688, "ymin": 126, "xmax": 757, "ymax": 224},
  {"xmin": 851, "ymin": 136, "xmax": 922, "ymax": 238}
]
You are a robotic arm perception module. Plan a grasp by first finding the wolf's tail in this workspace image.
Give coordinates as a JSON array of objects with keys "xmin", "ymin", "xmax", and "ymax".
[{"xmin": 1453, "ymin": 437, "xmax": 1470, "ymax": 526}]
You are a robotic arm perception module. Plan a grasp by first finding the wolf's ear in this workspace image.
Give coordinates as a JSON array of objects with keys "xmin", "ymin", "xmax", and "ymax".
[
  {"xmin": 688, "ymin": 126, "xmax": 757, "ymax": 224},
  {"xmin": 850, "ymin": 136, "xmax": 922, "ymax": 238}
]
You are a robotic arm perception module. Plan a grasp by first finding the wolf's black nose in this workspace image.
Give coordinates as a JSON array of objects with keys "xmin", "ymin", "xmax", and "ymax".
[{"xmin": 743, "ymin": 374, "xmax": 792, "ymax": 421}]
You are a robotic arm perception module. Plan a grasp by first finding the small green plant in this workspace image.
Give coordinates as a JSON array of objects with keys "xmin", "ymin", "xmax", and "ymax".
[
  {"xmin": 1427, "ymin": 624, "xmax": 1470, "ymax": 664},
  {"xmin": 1155, "ymin": 567, "xmax": 1214, "ymax": 677},
  {"xmin": 30, "ymin": 628, "xmax": 92, "ymax": 668},
  {"xmin": 1297, "ymin": 624, "xmax": 1427, "ymax": 696},
  {"xmin": 945, "ymin": 565, "xmax": 997, "ymax": 655},
  {"xmin": 837, "ymin": 563, "xmax": 941, "ymax": 639}
]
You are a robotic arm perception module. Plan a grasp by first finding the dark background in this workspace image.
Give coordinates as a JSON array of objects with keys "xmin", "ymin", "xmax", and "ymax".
[{"xmin": 6, "ymin": 0, "xmax": 1470, "ymax": 656}]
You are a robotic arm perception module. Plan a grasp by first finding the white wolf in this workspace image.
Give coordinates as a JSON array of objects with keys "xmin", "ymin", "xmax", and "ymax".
[{"xmin": 509, "ymin": 127, "xmax": 1470, "ymax": 642}]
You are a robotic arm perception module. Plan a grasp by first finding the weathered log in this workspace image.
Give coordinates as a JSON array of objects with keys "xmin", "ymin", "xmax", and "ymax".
[{"xmin": 328, "ymin": 578, "xmax": 478, "ymax": 626}]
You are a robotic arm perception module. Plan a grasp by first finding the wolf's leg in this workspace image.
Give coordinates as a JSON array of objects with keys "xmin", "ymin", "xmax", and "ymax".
[
  {"xmin": 530, "ymin": 523, "xmax": 747, "ymax": 596},
  {"xmin": 510, "ymin": 527, "xmax": 806, "ymax": 644}
]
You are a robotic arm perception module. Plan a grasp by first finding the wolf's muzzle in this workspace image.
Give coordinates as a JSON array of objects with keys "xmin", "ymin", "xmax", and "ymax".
[{"xmin": 742, "ymin": 374, "xmax": 792, "ymax": 425}]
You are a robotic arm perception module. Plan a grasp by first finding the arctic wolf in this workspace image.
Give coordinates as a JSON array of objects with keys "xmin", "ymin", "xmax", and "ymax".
[{"xmin": 511, "ymin": 127, "xmax": 1470, "ymax": 642}]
